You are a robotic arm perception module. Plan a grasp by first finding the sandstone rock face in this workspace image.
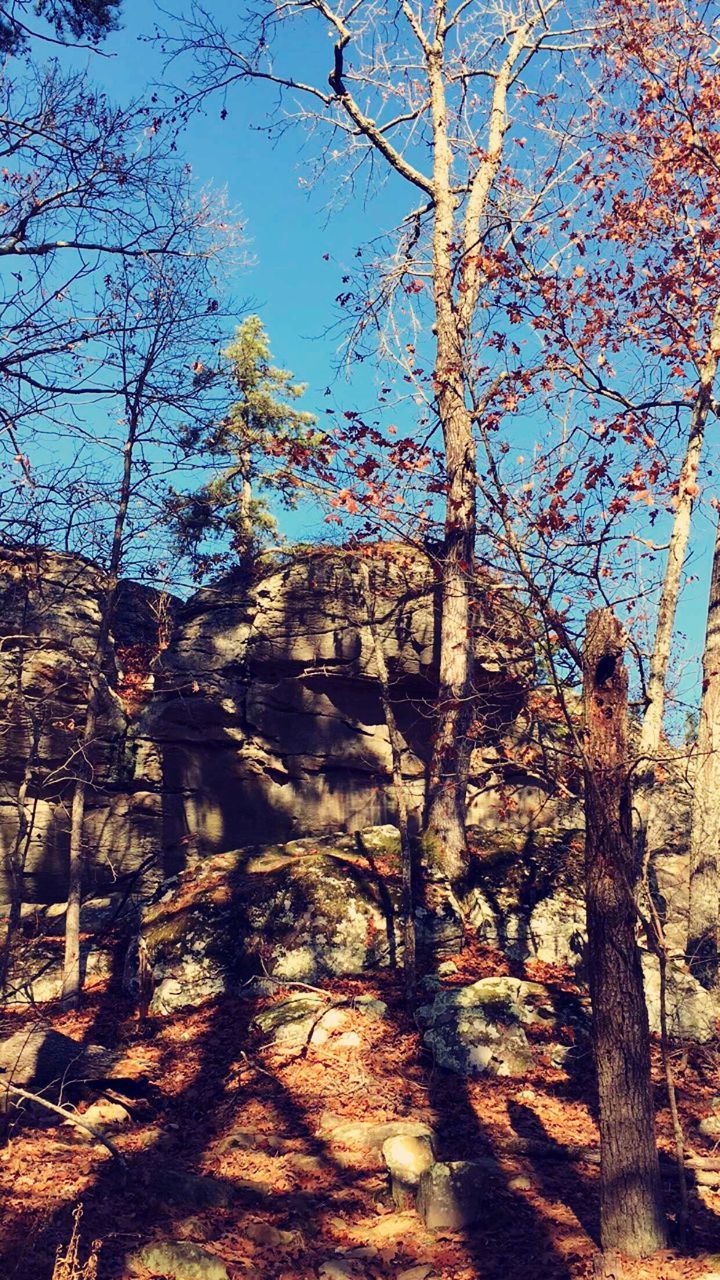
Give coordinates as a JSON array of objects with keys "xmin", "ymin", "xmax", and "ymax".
[
  {"xmin": 147, "ymin": 547, "xmax": 531, "ymax": 861},
  {"xmin": 0, "ymin": 547, "xmax": 168, "ymax": 901},
  {"xmin": 4, "ymin": 891, "xmax": 134, "ymax": 1005},
  {"xmin": 642, "ymin": 952, "xmax": 718, "ymax": 1043},
  {"xmin": 0, "ymin": 545, "xmax": 531, "ymax": 903},
  {"xmin": 464, "ymin": 825, "xmax": 587, "ymax": 972},
  {"xmin": 0, "ymin": 542, "xmax": 713, "ymax": 1049}
]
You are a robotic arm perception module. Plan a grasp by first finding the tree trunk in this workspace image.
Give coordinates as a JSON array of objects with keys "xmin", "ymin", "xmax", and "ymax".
[
  {"xmin": 238, "ymin": 445, "xmax": 254, "ymax": 558},
  {"xmin": 421, "ymin": 46, "xmax": 477, "ymax": 898},
  {"xmin": 62, "ymin": 430, "xmax": 136, "ymax": 1006},
  {"xmin": 635, "ymin": 299, "xmax": 720, "ymax": 891},
  {"xmin": 357, "ymin": 555, "xmax": 416, "ymax": 1002},
  {"xmin": 687, "ymin": 516, "xmax": 720, "ymax": 987},
  {"xmin": 0, "ymin": 727, "xmax": 40, "ymax": 994},
  {"xmin": 639, "ymin": 297, "xmax": 720, "ymax": 768},
  {"xmin": 423, "ymin": 435, "xmax": 476, "ymax": 888},
  {"xmin": 419, "ymin": 281, "xmax": 477, "ymax": 956},
  {"xmin": 61, "ymin": 766, "xmax": 91, "ymax": 1005},
  {"xmin": 583, "ymin": 608, "xmax": 667, "ymax": 1257},
  {"xmin": 61, "ymin": 633, "xmax": 117, "ymax": 1006}
]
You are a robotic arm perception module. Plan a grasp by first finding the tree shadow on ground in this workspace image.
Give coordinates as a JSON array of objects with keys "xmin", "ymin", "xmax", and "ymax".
[
  {"xmin": 519, "ymin": 1017, "xmax": 720, "ymax": 1257},
  {"xmin": 507, "ymin": 1099, "xmax": 600, "ymax": 1244},
  {"xmin": 0, "ymin": 855, "xmax": 582, "ymax": 1280},
  {"xmin": 0, "ymin": 986, "xmax": 399, "ymax": 1277},
  {"xmin": 5, "ymin": 835, "xmax": 720, "ymax": 1279},
  {"xmin": 409, "ymin": 975, "xmax": 581, "ymax": 1280}
]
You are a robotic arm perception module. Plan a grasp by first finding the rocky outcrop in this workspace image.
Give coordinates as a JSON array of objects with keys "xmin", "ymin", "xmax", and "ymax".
[
  {"xmin": 0, "ymin": 541, "xmax": 710, "ymax": 1045},
  {"xmin": 133, "ymin": 826, "xmax": 404, "ymax": 1014},
  {"xmin": 146, "ymin": 546, "xmax": 532, "ymax": 862},
  {"xmin": 0, "ymin": 1027, "xmax": 121, "ymax": 1100},
  {"xmin": 116, "ymin": 821, "xmax": 716, "ymax": 1047},
  {"xmin": 0, "ymin": 547, "xmax": 170, "ymax": 901},
  {"xmin": 416, "ymin": 976, "xmax": 588, "ymax": 1077},
  {"xmin": 642, "ymin": 952, "xmax": 718, "ymax": 1043},
  {"xmin": 133, "ymin": 824, "xmax": 591, "ymax": 1019},
  {"xmin": 0, "ymin": 543, "xmax": 532, "ymax": 902}
]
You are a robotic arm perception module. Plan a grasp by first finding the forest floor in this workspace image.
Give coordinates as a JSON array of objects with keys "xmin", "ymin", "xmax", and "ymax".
[{"xmin": 1, "ymin": 946, "xmax": 720, "ymax": 1280}]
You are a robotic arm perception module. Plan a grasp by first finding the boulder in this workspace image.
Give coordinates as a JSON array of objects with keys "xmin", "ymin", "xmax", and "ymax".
[
  {"xmin": 3, "ymin": 937, "xmax": 116, "ymax": 1006},
  {"xmin": 462, "ymin": 826, "xmax": 587, "ymax": 972},
  {"xmin": 68, "ymin": 1099, "xmax": 131, "ymax": 1134},
  {"xmin": 322, "ymin": 1117, "xmax": 435, "ymax": 1153},
  {"xmin": 252, "ymin": 995, "xmax": 351, "ymax": 1047},
  {"xmin": 382, "ymin": 1133, "xmax": 436, "ymax": 1207},
  {"xmin": 245, "ymin": 1222, "xmax": 294, "ymax": 1247},
  {"xmin": 243, "ymin": 841, "xmax": 400, "ymax": 981},
  {"xmin": 318, "ymin": 1262, "xmax": 365, "ymax": 1280},
  {"xmin": 642, "ymin": 953, "xmax": 718, "ymax": 1043},
  {"xmin": 416, "ymin": 977, "xmax": 582, "ymax": 1078},
  {"xmin": 382, "ymin": 1134, "xmax": 436, "ymax": 1187},
  {"xmin": 126, "ymin": 1240, "xmax": 229, "ymax": 1280},
  {"xmin": 134, "ymin": 828, "xmax": 405, "ymax": 1011},
  {"xmin": 699, "ymin": 1115, "xmax": 720, "ymax": 1139},
  {"xmin": 417, "ymin": 1161, "xmax": 491, "ymax": 1231},
  {"xmin": 353, "ymin": 995, "xmax": 388, "ymax": 1020},
  {"xmin": 507, "ymin": 1174, "xmax": 534, "ymax": 1191},
  {"xmin": 0, "ymin": 1028, "xmax": 120, "ymax": 1098}
]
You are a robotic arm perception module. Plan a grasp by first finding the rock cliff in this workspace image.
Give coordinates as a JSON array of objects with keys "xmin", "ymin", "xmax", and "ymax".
[
  {"xmin": 0, "ymin": 543, "xmax": 707, "ymax": 1041},
  {"xmin": 148, "ymin": 546, "xmax": 532, "ymax": 863},
  {"xmin": 0, "ymin": 544, "xmax": 532, "ymax": 901},
  {"xmin": 0, "ymin": 547, "xmax": 164, "ymax": 900}
]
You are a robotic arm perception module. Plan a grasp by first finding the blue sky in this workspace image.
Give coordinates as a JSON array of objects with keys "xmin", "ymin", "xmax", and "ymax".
[
  {"xmin": 61, "ymin": 0, "xmax": 388, "ymax": 524},
  {"xmin": 50, "ymin": 1, "xmax": 713, "ymax": 723}
]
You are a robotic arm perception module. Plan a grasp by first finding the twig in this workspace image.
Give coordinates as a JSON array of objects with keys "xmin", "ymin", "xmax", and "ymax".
[{"xmin": 251, "ymin": 964, "xmax": 336, "ymax": 1000}]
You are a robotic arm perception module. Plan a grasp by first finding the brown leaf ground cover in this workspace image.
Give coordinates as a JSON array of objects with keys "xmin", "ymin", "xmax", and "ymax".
[{"xmin": 1, "ymin": 955, "xmax": 720, "ymax": 1280}]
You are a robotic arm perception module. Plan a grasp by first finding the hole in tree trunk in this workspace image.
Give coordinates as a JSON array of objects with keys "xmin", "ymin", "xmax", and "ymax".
[{"xmin": 595, "ymin": 654, "xmax": 617, "ymax": 687}]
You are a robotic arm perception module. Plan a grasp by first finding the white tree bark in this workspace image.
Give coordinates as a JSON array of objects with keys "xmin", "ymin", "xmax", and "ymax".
[
  {"xmin": 639, "ymin": 298, "xmax": 720, "ymax": 767},
  {"xmin": 687, "ymin": 516, "xmax": 720, "ymax": 986}
]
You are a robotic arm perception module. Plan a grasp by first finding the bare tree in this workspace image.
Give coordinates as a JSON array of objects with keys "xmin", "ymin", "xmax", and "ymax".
[
  {"xmin": 687, "ymin": 516, "xmax": 720, "ymax": 988},
  {"xmin": 162, "ymin": 0, "xmax": 589, "ymax": 925},
  {"xmin": 59, "ymin": 250, "xmax": 236, "ymax": 1004},
  {"xmin": 0, "ymin": 60, "xmax": 235, "ymax": 456}
]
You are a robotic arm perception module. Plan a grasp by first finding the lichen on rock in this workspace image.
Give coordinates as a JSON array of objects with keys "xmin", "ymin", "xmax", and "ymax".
[{"xmin": 416, "ymin": 976, "xmax": 587, "ymax": 1078}]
